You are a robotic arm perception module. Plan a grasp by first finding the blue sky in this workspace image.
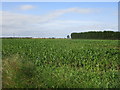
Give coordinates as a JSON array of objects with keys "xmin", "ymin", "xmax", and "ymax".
[{"xmin": 1, "ymin": 2, "xmax": 118, "ymax": 38}]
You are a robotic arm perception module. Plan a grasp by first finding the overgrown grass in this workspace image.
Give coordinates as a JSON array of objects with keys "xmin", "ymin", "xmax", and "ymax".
[
  {"xmin": 2, "ymin": 39, "xmax": 120, "ymax": 88},
  {"xmin": 2, "ymin": 54, "xmax": 37, "ymax": 88}
]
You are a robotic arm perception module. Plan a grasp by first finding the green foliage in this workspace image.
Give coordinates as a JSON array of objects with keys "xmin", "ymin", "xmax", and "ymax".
[
  {"xmin": 71, "ymin": 31, "xmax": 120, "ymax": 39},
  {"xmin": 2, "ymin": 39, "xmax": 120, "ymax": 88}
]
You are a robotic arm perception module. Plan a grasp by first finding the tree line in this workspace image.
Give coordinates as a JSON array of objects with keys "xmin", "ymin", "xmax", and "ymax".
[{"xmin": 71, "ymin": 31, "xmax": 120, "ymax": 40}]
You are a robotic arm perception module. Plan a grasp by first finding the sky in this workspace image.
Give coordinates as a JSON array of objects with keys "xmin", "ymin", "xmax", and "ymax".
[{"xmin": 1, "ymin": 2, "xmax": 118, "ymax": 38}]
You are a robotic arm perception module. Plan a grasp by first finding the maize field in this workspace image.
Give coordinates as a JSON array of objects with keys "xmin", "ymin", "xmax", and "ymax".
[{"xmin": 2, "ymin": 39, "xmax": 120, "ymax": 88}]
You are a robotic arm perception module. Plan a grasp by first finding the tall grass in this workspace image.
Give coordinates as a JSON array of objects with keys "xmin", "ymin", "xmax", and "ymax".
[{"xmin": 2, "ymin": 54, "xmax": 37, "ymax": 88}]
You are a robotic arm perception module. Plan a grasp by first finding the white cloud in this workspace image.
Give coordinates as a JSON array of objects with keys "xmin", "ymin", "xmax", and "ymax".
[
  {"xmin": 1, "ymin": 7, "xmax": 98, "ymax": 26},
  {"xmin": 1, "ymin": 8, "xmax": 118, "ymax": 37},
  {"xmin": 19, "ymin": 5, "xmax": 35, "ymax": 10},
  {"xmin": 44, "ymin": 8, "xmax": 97, "ymax": 19}
]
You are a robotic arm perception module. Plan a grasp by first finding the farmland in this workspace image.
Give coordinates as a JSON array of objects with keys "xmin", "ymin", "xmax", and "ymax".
[{"xmin": 2, "ymin": 39, "xmax": 120, "ymax": 88}]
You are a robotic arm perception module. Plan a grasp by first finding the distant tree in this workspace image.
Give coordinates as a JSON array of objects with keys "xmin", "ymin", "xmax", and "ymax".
[
  {"xmin": 71, "ymin": 31, "xmax": 120, "ymax": 40},
  {"xmin": 52, "ymin": 37, "xmax": 55, "ymax": 39},
  {"xmin": 67, "ymin": 35, "xmax": 70, "ymax": 39}
]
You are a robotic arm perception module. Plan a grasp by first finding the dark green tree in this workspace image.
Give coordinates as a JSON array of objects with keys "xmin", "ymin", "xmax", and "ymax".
[
  {"xmin": 71, "ymin": 31, "xmax": 120, "ymax": 40},
  {"xmin": 67, "ymin": 35, "xmax": 70, "ymax": 39}
]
